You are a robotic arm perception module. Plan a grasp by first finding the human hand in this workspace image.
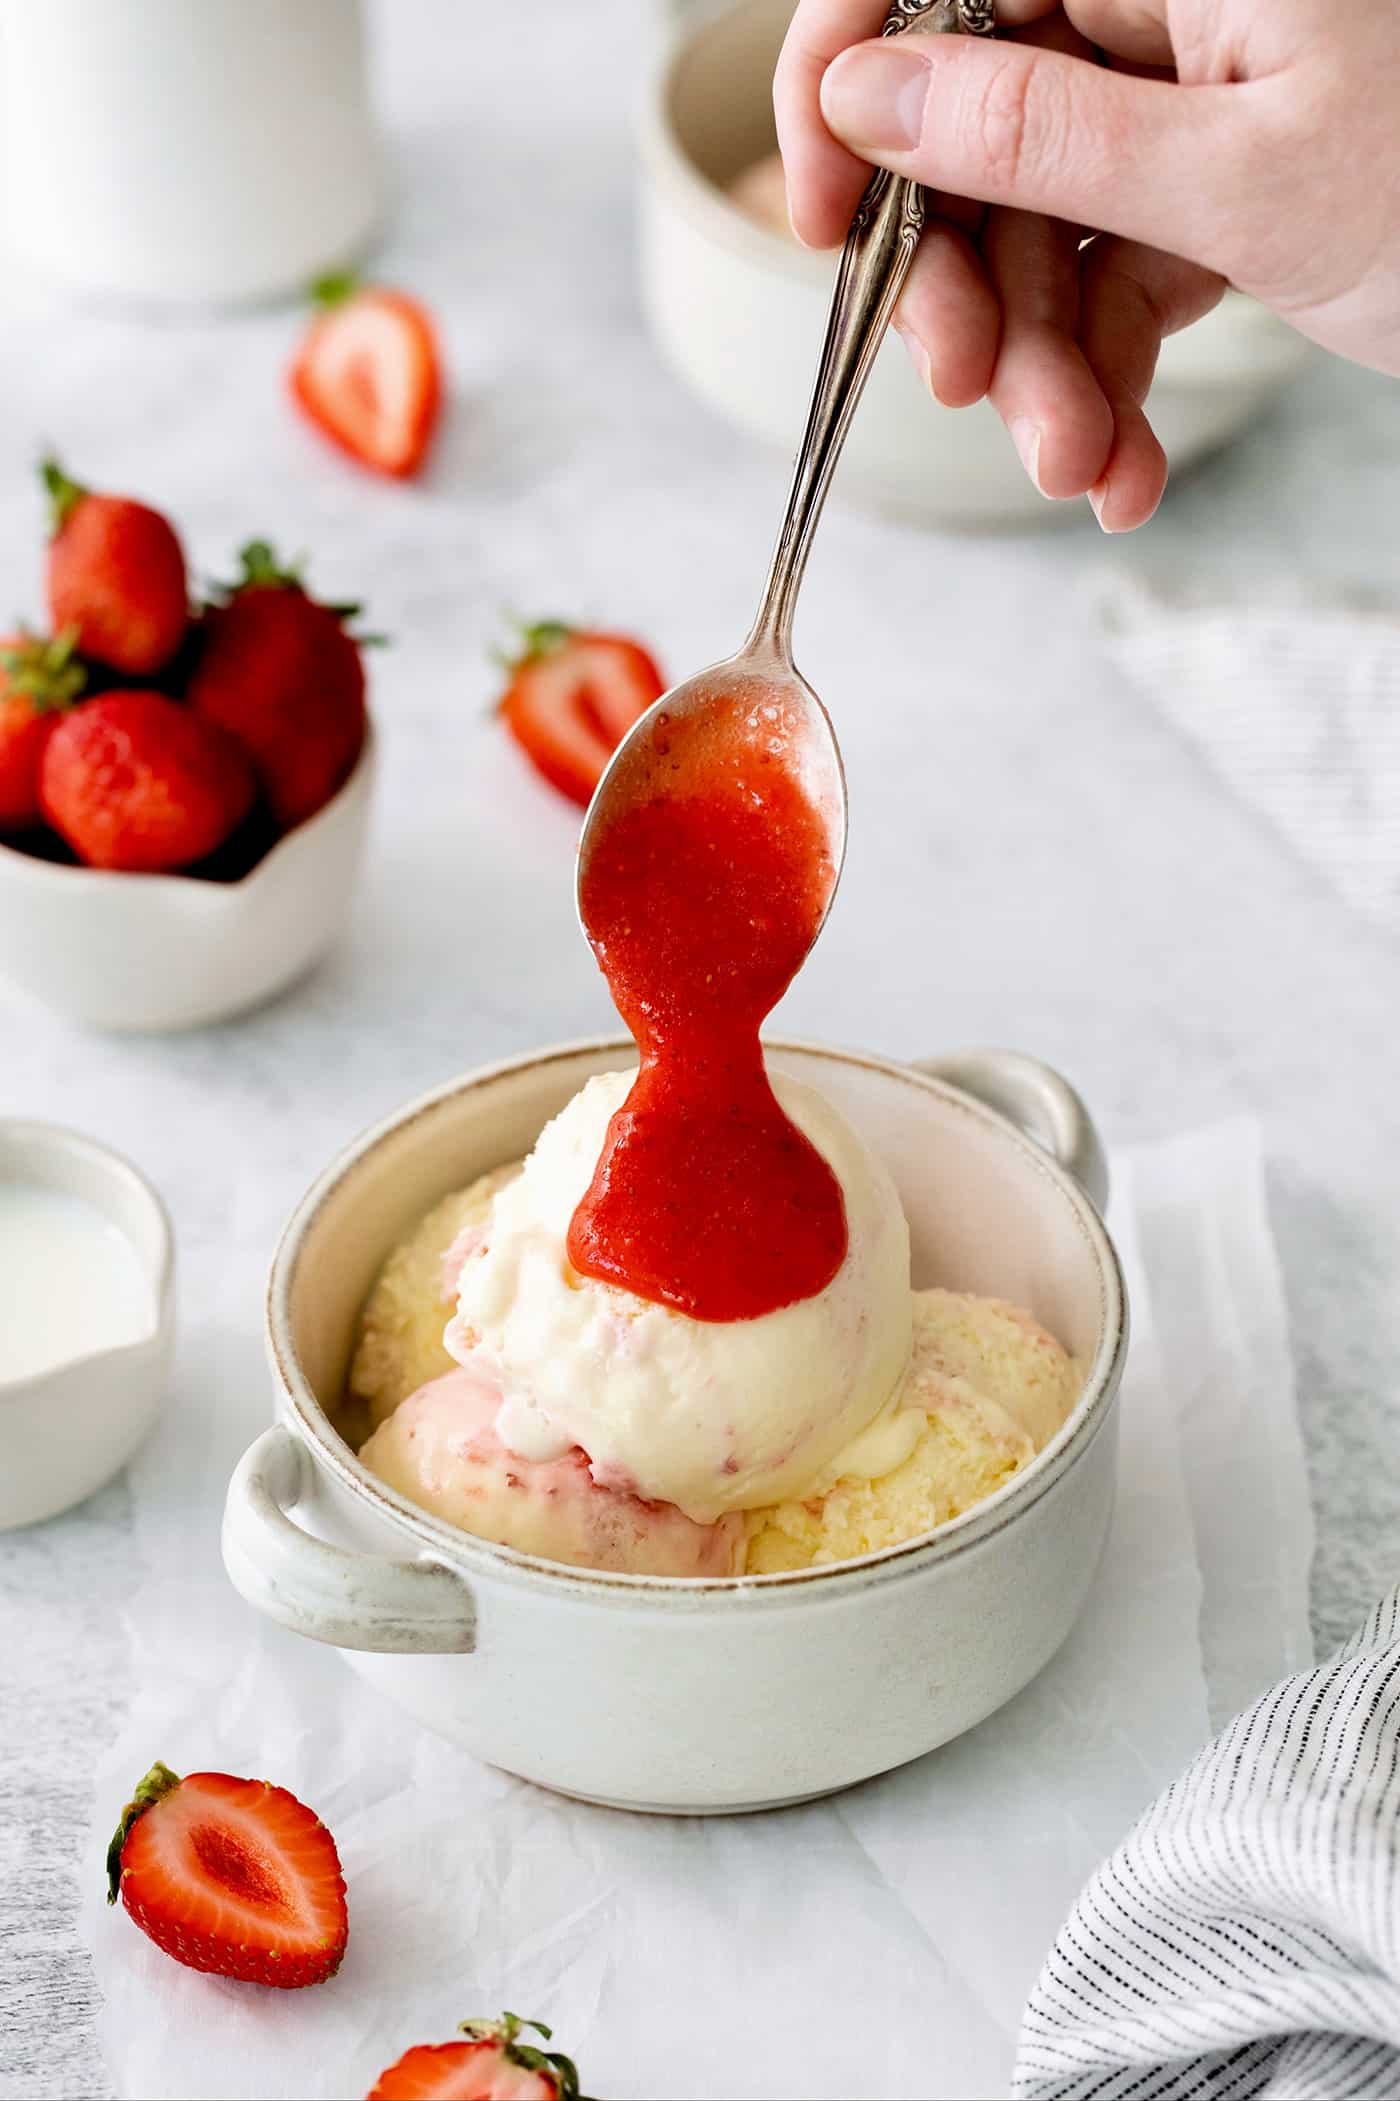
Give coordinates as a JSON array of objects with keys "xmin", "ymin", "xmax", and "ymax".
[{"xmin": 776, "ymin": 0, "xmax": 1400, "ymax": 528}]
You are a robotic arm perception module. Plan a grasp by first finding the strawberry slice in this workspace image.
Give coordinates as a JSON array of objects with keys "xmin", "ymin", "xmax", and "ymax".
[
  {"xmin": 107, "ymin": 1762, "xmax": 347, "ymax": 1988},
  {"xmin": 498, "ymin": 621, "xmax": 666, "ymax": 807},
  {"xmin": 291, "ymin": 275, "xmax": 442, "ymax": 478},
  {"xmin": 368, "ymin": 2015, "xmax": 581, "ymax": 2100}
]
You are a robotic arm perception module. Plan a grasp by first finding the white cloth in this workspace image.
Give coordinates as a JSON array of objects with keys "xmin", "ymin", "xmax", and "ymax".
[
  {"xmin": 78, "ymin": 1121, "xmax": 1312, "ymax": 2100},
  {"xmin": 1015, "ymin": 1585, "xmax": 1400, "ymax": 2101},
  {"xmin": 1100, "ymin": 583, "xmax": 1400, "ymax": 928}
]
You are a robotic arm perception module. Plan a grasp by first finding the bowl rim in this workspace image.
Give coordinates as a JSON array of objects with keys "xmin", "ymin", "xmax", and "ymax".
[
  {"xmin": 266, "ymin": 1034, "xmax": 1129, "ymax": 1607},
  {"xmin": 640, "ymin": 0, "xmax": 821, "ymax": 285},
  {"xmin": 0, "ymin": 1117, "xmax": 175, "ymax": 1400},
  {"xmin": 0, "ymin": 721, "xmax": 375, "ymax": 900}
]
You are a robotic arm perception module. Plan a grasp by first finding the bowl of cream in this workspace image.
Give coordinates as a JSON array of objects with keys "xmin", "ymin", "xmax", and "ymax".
[{"xmin": 0, "ymin": 1122, "xmax": 174, "ymax": 1529}]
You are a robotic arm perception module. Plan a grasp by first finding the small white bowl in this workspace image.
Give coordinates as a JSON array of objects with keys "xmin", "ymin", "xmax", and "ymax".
[
  {"xmin": 0, "ymin": 731, "xmax": 375, "ymax": 1033},
  {"xmin": 0, "ymin": 1121, "xmax": 175, "ymax": 1531},
  {"xmin": 224, "ymin": 1037, "xmax": 1126, "ymax": 1814},
  {"xmin": 640, "ymin": 0, "xmax": 1313, "ymax": 527}
]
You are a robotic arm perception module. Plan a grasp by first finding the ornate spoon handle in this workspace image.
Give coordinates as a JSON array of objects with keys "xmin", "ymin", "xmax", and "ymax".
[{"xmin": 749, "ymin": 0, "xmax": 994, "ymax": 657}]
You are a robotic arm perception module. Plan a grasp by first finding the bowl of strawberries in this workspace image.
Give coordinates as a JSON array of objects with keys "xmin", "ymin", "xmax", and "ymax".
[{"xmin": 0, "ymin": 461, "xmax": 375, "ymax": 1032}]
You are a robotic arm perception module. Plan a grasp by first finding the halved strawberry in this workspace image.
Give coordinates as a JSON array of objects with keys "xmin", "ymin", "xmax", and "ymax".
[
  {"xmin": 291, "ymin": 275, "xmax": 442, "ymax": 478},
  {"xmin": 367, "ymin": 2015, "xmax": 581, "ymax": 2101},
  {"xmin": 107, "ymin": 1761, "xmax": 347, "ymax": 1988},
  {"xmin": 497, "ymin": 621, "xmax": 666, "ymax": 807}
]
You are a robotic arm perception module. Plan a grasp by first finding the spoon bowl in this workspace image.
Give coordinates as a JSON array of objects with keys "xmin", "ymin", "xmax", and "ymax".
[{"xmin": 577, "ymin": 646, "xmax": 848, "ymax": 955}]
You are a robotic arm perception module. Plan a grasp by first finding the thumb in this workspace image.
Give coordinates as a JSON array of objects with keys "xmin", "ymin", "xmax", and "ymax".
[{"xmin": 819, "ymin": 35, "xmax": 1255, "ymax": 277}]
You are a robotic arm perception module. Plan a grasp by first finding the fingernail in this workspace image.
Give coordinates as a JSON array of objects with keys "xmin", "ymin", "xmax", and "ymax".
[
  {"xmin": 893, "ymin": 321, "xmax": 933, "ymax": 396},
  {"xmin": 784, "ymin": 180, "xmax": 816, "ymax": 250},
  {"xmin": 1087, "ymin": 479, "xmax": 1119, "ymax": 532},
  {"xmin": 1009, "ymin": 417, "xmax": 1047, "ymax": 497},
  {"xmin": 820, "ymin": 44, "xmax": 930, "ymax": 153}
]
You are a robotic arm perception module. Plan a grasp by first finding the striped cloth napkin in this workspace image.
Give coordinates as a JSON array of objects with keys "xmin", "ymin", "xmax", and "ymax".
[
  {"xmin": 1014, "ymin": 1584, "xmax": 1400, "ymax": 2100},
  {"xmin": 1100, "ymin": 586, "xmax": 1400, "ymax": 927}
]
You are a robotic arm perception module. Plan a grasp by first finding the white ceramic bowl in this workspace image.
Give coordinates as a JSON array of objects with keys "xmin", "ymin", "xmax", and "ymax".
[
  {"xmin": 640, "ymin": 0, "xmax": 1313, "ymax": 527},
  {"xmin": 0, "ymin": 1120, "xmax": 175, "ymax": 1530},
  {"xmin": 0, "ymin": 733, "xmax": 374, "ymax": 1033},
  {"xmin": 223, "ymin": 1037, "xmax": 1127, "ymax": 1814}
]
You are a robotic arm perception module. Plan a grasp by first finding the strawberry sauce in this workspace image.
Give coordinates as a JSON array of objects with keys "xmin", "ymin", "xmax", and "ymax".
[{"xmin": 568, "ymin": 688, "xmax": 848, "ymax": 1321}]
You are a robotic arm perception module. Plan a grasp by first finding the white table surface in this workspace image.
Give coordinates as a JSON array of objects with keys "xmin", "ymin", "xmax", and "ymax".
[{"xmin": 4, "ymin": 3, "xmax": 1400, "ymax": 2094}]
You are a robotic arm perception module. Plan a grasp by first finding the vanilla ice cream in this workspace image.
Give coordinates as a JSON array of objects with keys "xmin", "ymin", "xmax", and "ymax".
[
  {"xmin": 744, "ymin": 1290, "xmax": 1080, "ymax": 1571},
  {"xmin": 445, "ymin": 1069, "xmax": 917, "ymax": 1524},
  {"xmin": 350, "ymin": 1167, "xmax": 516, "ymax": 1433}
]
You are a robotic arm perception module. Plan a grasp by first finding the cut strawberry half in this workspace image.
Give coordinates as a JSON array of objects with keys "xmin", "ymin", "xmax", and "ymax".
[
  {"xmin": 498, "ymin": 621, "xmax": 666, "ymax": 807},
  {"xmin": 107, "ymin": 1762, "xmax": 348, "ymax": 1988},
  {"xmin": 367, "ymin": 2015, "xmax": 582, "ymax": 2100},
  {"xmin": 291, "ymin": 275, "xmax": 442, "ymax": 478}
]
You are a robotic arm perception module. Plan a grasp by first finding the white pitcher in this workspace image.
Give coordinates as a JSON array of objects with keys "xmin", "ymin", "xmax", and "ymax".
[{"xmin": 0, "ymin": 0, "xmax": 381, "ymax": 306}]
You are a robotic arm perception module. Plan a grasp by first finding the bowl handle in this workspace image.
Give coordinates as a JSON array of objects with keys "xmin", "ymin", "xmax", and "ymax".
[
  {"xmin": 222, "ymin": 1424, "xmax": 477, "ymax": 1655},
  {"xmin": 913, "ymin": 1048, "xmax": 1110, "ymax": 1212}
]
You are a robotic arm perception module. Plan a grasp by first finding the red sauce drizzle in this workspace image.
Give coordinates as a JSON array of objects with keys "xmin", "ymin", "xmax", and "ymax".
[{"xmin": 568, "ymin": 688, "xmax": 848, "ymax": 1321}]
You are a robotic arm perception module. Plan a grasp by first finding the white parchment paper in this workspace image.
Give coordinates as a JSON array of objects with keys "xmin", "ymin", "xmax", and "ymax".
[{"xmin": 78, "ymin": 1120, "xmax": 1313, "ymax": 2101}]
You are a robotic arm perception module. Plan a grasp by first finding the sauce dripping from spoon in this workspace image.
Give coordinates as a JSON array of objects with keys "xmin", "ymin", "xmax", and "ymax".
[{"xmin": 568, "ymin": 684, "xmax": 848, "ymax": 1322}]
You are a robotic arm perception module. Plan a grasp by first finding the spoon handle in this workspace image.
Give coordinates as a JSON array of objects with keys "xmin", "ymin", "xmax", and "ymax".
[{"xmin": 748, "ymin": 0, "xmax": 994, "ymax": 657}]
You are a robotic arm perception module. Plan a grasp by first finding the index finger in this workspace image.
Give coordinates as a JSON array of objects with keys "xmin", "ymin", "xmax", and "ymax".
[
  {"xmin": 775, "ymin": 0, "xmax": 1061, "ymax": 247},
  {"xmin": 775, "ymin": 0, "xmax": 892, "ymax": 247}
]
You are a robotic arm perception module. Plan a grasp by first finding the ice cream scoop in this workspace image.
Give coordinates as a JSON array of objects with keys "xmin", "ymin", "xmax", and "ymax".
[
  {"xmin": 746, "ymin": 1290, "xmax": 1080, "ymax": 1571},
  {"xmin": 350, "ymin": 1166, "xmax": 518, "ymax": 1433},
  {"xmin": 448, "ymin": 1069, "xmax": 917, "ymax": 1524},
  {"xmin": 360, "ymin": 1364, "xmax": 746, "ymax": 1579}
]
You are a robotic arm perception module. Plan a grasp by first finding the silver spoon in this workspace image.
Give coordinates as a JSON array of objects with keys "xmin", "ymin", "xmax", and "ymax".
[{"xmin": 579, "ymin": 0, "xmax": 994, "ymax": 936}]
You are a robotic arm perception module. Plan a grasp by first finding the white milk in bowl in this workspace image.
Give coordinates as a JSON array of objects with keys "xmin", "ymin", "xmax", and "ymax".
[{"xmin": 0, "ymin": 1184, "xmax": 154, "ymax": 1383}]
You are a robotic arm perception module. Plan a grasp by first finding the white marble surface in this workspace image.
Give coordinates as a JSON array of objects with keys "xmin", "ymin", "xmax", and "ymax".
[{"xmin": 3, "ymin": 2, "xmax": 1400, "ymax": 2094}]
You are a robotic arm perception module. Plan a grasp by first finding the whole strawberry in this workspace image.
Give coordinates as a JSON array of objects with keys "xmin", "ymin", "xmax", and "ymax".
[
  {"xmin": 41, "ymin": 690, "xmax": 253, "ymax": 872},
  {"xmin": 188, "ymin": 541, "xmax": 368, "ymax": 828},
  {"xmin": 368, "ymin": 2014, "xmax": 583, "ymax": 2100},
  {"xmin": 42, "ymin": 456, "xmax": 189, "ymax": 675},
  {"xmin": 108, "ymin": 1761, "xmax": 347, "ymax": 1988},
  {"xmin": 0, "ymin": 630, "xmax": 86, "ymax": 831}
]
